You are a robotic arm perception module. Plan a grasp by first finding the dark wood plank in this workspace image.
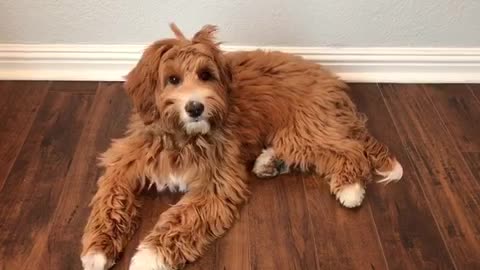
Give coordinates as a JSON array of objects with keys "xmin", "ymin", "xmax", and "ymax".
[
  {"xmin": 37, "ymin": 82, "xmax": 180, "ymax": 270},
  {"xmin": 423, "ymin": 84, "xmax": 480, "ymax": 153},
  {"xmin": 349, "ymin": 83, "xmax": 456, "ymax": 269},
  {"xmin": 48, "ymin": 81, "xmax": 98, "ymax": 94},
  {"xmin": 185, "ymin": 186, "xmax": 250, "ymax": 270},
  {"xmin": 248, "ymin": 175, "xmax": 318, "ymax": 270},
  {"xmin": 211, "ymin": 194, "xmax": 251, "ymax": 270},
  {"xmin": 424, "ymin": 84, "xmax": 480, "ymax": 184},
  {"xmin": 464, "ymin": 84, "xmax": 480, "ymax": 182},
  {"xmin": 380, "ymin": 83, "xmax": 480, "ymax": 269},
  {"xmin": 115, "ymin": 191, "xmax": 182, "ymax": 270},
  {"xmin": 467, "ymin": 84, "xmax": 480, "ymax": 104},
  {"xmin": 303, "ymin": 174, "xmax": 387, "ymax": 270},
  {"xmin": 2, "ymin": 81, "xmax": 478, "ymax": 270},
  {"xmin": 28, "ymin": 82, "xmax": 127, "ymax": 270},
  {"xmin": 462, "ymin": 151, "xmax": 480, "ymax": 186},
  {"xmin": 0, "ymin": 81, "xmax": 49, "ymax": 190},
  {"xmin": 0, "ymin": 82, "xmax": 97, "ymax": 270}
]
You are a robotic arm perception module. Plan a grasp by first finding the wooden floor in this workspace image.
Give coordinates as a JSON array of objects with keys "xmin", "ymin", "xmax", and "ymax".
[{"xmin": 0, "ymin": 81, "xmax": 479, "ymax": 270}]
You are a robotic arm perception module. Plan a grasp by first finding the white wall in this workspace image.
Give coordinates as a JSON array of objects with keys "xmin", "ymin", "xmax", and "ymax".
[{"xmin": 1, "ymin": 0, "xmax": 479, "ymax": 47}]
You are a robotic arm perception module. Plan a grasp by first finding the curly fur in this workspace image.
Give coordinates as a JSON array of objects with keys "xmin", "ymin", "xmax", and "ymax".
[{"xmin": 81, "ymin": 23, "xmax": 402, "ymax": 270}]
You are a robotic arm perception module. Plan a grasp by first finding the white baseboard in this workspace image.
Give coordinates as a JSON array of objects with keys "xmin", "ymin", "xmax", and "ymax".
[{"xmin": 1, "ymin": 44, "xmax": 480, "ymax": 83}]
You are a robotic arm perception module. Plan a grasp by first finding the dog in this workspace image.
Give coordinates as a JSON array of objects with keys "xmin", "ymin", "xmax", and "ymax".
[{"xmin": 81, "ymin": 23, "xmax": 403, "ymax": 270}]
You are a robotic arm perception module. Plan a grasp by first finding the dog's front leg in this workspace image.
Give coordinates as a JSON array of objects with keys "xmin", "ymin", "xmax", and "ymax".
[
  {"xmin": 129, "ymin": 165, "xmax": 249, "ymax": 270},
  {"xmin": 81, "ymin": 167, "xmax": 142, "ymax": 270},
  {"xmin": 80, "ymin": 133, "xmax": 153, "ymax": 270}
]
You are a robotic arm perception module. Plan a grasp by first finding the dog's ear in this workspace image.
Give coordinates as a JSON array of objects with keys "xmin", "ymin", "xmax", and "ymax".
[
  {"xmin": 192, "ymin": 24, "xmax": 218, "ymax": 44},
  {"xmin": 169, "ymin": 23, "xmax": 187, "ymax": 40},
  {"xmin": 124, "ymin": 40, "xmax": 175, "ymax": 125},
  {"xmin": 217, "ymin": 56, "xmax": 233, "ymax": 89}
]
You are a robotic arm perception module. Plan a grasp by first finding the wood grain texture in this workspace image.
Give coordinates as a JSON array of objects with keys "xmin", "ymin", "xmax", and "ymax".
[
  {"xmin": 0, "ymin": 82, "xmax": 96, "ymax": 270},
  {"xmin": 248, "ymin": 175, "xmax": 318, "ymax": 270},
  {"xmin": 188, "ymin": 180, "xmax": 251, "ymax": 270},
  {"xmin": 349, "ymin": 84, "xmax": 456, "ymax": 270},
  {"xmin": 380, "ymin": 83, "xmax": 480, "ymax": 269},
  {"xmin": 465, "ymin": 84, "xmax": 480, "ymax": 184},
  {"xmin": 115, "ymin": 191, "xmax": 182, "ymax": 270},
  {"xmin": 424, "ymin": 84, "xmax": 480, "ymax": 185},
  {"xmin": 209, "ymin": 194, "xmax": 251, "ymax": 270},
  {"xmin": 303, "ymin": 173, "xmax": 387, "ymax": 270},
  {"xmin": 48, "ymin": 81, "xmax": 98, "ymax": 94},
  {"xmin": 423, "ymin": 84, "xmax": 480, "ymax": 153},
  {"xmin": 469, "ymin": 84, "xmax": 480, "ymax": 104},
  {"xmin": 1, "ymin": 81, "xmax": 480, "ymax": 270},
  {"xmin": 0, "ymin": 81, "xmax": 49, "ymax": 190},
  {"xmin": 31, "ymin": 82, "xmax": 129, "ymax": 270}
]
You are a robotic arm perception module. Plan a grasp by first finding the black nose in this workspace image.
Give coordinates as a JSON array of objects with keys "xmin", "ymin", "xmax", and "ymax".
[{"xmin": 185, "ymin": 101, "xmax": 205, "ymax": 118}]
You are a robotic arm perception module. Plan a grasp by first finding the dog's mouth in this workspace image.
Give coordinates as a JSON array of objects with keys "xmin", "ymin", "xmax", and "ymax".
[
  {"xmin": 183, "ymin": 117, "xmax": 211, "ymax": 135},
  {"xmin": 190, "ymin": 116, "xmax": 204, "ymax": 122}
]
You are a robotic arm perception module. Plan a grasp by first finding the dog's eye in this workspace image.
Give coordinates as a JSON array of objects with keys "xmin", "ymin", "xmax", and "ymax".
[
  {"xmin": 198, "ymin": 71, "xmax": 212, "ymax": 81},
  {"xmin": 168, "ymin": 75, "xmax": 181, "ymax": 85}
]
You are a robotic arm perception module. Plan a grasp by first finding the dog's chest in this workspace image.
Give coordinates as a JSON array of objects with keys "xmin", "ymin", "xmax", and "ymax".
[
  {"xmin": 149, "ymin": 173, "xmax": 188, "ymax": 193},
  {"xmin": 146, "ymin": 135, "xmax": 219, "ymax": 193}
]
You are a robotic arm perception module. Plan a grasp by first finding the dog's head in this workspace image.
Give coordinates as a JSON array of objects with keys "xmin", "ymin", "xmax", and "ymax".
[{"xmin": 124, "ymin": 23, "xmax": 232, "ymax": 135}]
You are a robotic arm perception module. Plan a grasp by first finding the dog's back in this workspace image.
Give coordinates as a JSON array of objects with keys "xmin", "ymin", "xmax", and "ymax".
[{"xmin": 225, "ymin": 50, "xmax": 364, "ymax": 161}]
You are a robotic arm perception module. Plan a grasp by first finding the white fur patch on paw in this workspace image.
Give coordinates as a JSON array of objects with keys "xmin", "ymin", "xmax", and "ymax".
[
  {"xmin": 253, "ymin": 148, "xmax": 277, "ymax": 178},
  {"xmin": 81, "ymin": 251, "xmax": 110, "ymax": 270},
  {"xmin": 376, "ymin": 159, "xmax": 403, "ymax": 184},
  {"xmin": 129, "ymin": 246, "xmax": 171, "ymax": 270},
  {"xmin": 336, "ymin": 183, "xmax": 365, "ymax": 208}
]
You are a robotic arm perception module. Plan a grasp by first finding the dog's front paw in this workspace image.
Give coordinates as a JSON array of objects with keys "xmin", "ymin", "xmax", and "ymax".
[
  {"xmin": 130, "ymin": 246, "xmax": 172, "ymax": 270},
  {"xmin": 81, "ymin": 251, "xmax": 113, "ymax": 270},
  {"xmin": 253, "ymin": 148, "xmax": 289, "ymax": 178}
]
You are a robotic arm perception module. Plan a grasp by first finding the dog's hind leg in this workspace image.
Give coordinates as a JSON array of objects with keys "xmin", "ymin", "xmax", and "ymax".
[
  {"xmin": 252, "ymin": 147, "xmax": 290, "ymax": 178},
  {"xmin": 325, "ymin": 152, "xmax": 371, "ymax": 208},
  {"xmin": 272, "ymin": 132, "xmax": 371, "ymax": 208}
]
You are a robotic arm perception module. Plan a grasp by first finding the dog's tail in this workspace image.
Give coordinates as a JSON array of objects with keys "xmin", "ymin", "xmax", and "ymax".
[{"xmin": 363, "ymin": 133, "xmax": 403, "ymax": 184}]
